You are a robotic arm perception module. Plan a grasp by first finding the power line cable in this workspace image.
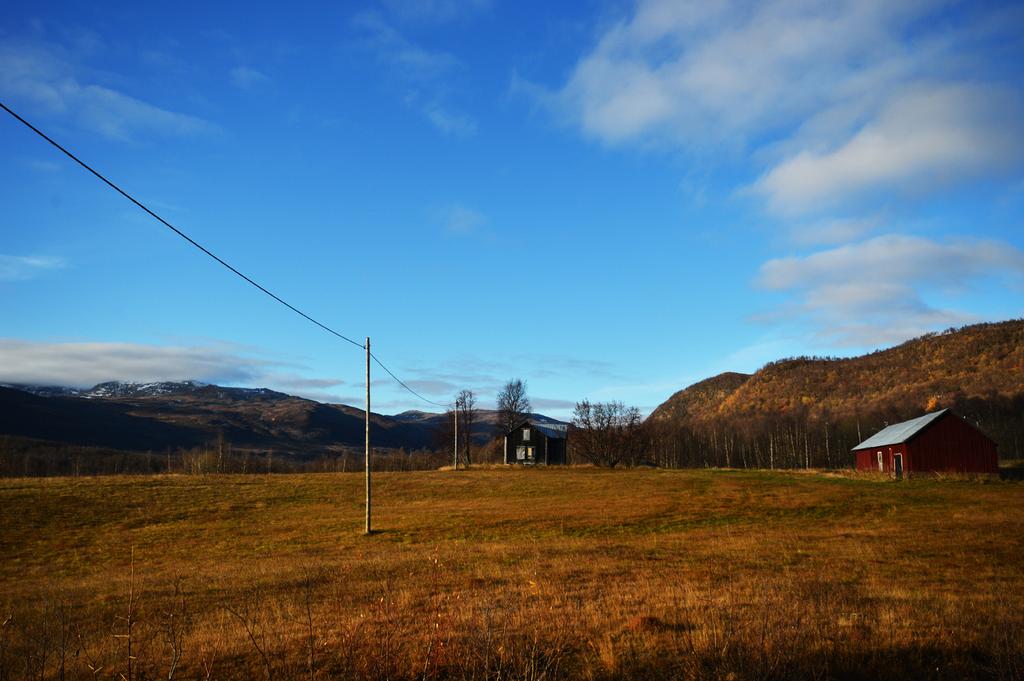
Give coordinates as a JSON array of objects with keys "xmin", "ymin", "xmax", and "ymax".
[
  {"xmin": 0, "ymin": 100, "xmax": 365, "ymax": 350},
  {"xmin": 371, "ymin": 352, "xmax": 449, "ymax": 408}
]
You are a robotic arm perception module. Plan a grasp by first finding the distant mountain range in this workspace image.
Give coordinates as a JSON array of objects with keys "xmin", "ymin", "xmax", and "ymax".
[
  {"xmin": 389, "ymin": 408, "xmax": 565, "ymax": 436},
  {"xmin": 0, "ymin": 380, "xmax": 564, "ymax": 458},
  {"xmin": 5, "ymin": 320, "xmax": 1020, "ymax": 470}
]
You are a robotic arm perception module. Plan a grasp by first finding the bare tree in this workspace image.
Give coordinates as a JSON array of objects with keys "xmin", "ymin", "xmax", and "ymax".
[
  {"xmin": 497, "ymin": 380, "xmax": 531, "ymax": 435},
  {"xmin": 571, "ymin": 400, "xmax": 645, "ymax": 467},
  {"xmin": 455, "ymin": 389, "xmax": 477, "ymax": 466}
]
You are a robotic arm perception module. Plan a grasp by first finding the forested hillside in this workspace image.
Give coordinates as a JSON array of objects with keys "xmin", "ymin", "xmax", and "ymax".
[
  {"xmin": 0, "ymin": 383, "xmax": 442, "ymax": 475},
  {"xmin": 648, "ymin": 320, "xmax": 1024, "ymax": 468}
]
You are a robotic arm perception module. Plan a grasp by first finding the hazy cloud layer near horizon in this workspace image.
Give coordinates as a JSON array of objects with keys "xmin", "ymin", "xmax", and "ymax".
[{"xmin": 0, "ymin": 339, "xmax": 352, "ymax": 402}]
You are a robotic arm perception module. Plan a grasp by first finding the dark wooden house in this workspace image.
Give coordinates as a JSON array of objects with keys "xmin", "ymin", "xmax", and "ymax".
[
  {"xmin": 503, "ymin": 420, "xmax": 568, "ymax": 465},
  {"xmin": 852, "ymin": 409, "xmax": 998, "ymax": 475}
]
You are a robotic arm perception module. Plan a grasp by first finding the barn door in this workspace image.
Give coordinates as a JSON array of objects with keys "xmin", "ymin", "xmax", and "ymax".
[{"xmin": 894, "ymin": 453, "xmax": 903, "ymax": 479}]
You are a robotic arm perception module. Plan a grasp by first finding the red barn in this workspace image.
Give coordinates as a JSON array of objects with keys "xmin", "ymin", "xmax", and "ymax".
[{"xmin": 852, "ymin": 409, "xmax": 998, "ymax": 475}]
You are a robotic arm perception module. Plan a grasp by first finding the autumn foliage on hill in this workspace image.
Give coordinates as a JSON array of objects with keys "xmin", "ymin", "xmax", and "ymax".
[
  {"xmin": 647, "ymin": 320, "xmax": 1024, "ymax": 468},
  {"xmin": 646, "ymin": 372, "xmax": 752, "ymax": 423}
]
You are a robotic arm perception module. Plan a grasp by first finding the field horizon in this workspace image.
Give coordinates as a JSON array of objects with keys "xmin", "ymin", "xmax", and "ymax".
[{"xmin": 1, "ymin": 467, "xmax": 1022, "ymax": 680}]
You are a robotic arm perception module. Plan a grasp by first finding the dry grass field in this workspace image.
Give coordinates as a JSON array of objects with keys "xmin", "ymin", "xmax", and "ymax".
[{"xmin": 1, "ymin": 468, "xmax": 1022, "ymax": 680}]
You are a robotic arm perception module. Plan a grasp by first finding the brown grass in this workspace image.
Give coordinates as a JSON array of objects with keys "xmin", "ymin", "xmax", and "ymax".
[{"xmin": 0, "ymin": 468, "xmax": 1022, "ymax": 680}]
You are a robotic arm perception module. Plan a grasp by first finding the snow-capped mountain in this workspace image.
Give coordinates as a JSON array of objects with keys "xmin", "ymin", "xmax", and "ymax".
[
  {"xmin": 5, "ymin": 380, "xmax": 290, "ymax": 401},
  {"xmin": 83, "ymin": 380, "xmax": 210, "ymax": 398}
]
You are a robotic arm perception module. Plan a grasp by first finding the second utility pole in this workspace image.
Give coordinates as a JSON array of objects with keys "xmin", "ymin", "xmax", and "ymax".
[
  {"xmin": 453, "ymin": 401, "xmax": 459, "ymax": 470},
  {"xmin": 365, "ymin": 336, "xmax": 372, "ymax": 534}
]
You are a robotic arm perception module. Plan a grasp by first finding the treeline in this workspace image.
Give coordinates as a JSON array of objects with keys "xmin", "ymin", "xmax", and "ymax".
[
  {"xmin": 0, "ymin": 436, "xmax": 447, "ymax": 477},
  {"xmin": 4, "ymin": 395, "xmax": 1020, "ymax": 477},
  {"xmin": 613, "ymin": 392, "xmax": 1024, "ymax": 469},
  {"xmin": 473, "ymin": 391, "xmax": 1024, "ymax": 471},
  {"xmin": 643, "ymin": 416, "xmax": 871, "ymax": 470}
]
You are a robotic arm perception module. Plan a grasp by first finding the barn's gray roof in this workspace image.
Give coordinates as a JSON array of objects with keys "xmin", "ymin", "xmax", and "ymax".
[
  {"xmin": 510, "ymin": 419, "xmax": 569, "ymax": 439},
  {"xmin": 534, "ymin": 423, "xmax": 568, "ymax": 440},
  {"xmin": 851, "ymin": 409, "xmax": 948, "ymax": 451}
]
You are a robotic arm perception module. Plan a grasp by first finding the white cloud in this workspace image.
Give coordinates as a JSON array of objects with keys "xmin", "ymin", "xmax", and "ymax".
[
  {"xmin": 753, "ymin": 84, "xmax": 1024, "ymax": 214},
  {"xmin": 549, "ymin": 0, "xmax": 938, "ymax": 147},
  {"xmin": 0, "ymin": 339, "xmax": 262, "ymax": 388},
  {"xmin": 531, "ymin": 397, "xmax": 576, "ymax": 411},
  {"xmin": 758, "ymin": 234, "xmax": 1024, "ymax": 290},
  {"xmin": 441, "ymin": 203, "xmax": 486, "ymax": 235},
  {"xmin": 26, "ymin": 159, "xmax": 61, "ymax": 173},
  {"xmin": 790, "ymin": 216, "xmax": 882, "ymax": 245},
  {"xmin": 274, "ymin": 377, "xmax": 345, "ymax": 389},
  {"xmin": 541, "ymin": 0, "xmax": 1024, "ymax": 213},
  {"xmin": 230, "ymin": 66, "xmax": 269, "ymax": 90},
  {"xmin": 73, "ymin": 84, "xmax": 214, "ymax": 140},
  {"xmin": 756, "ymin": 234, "xmax": 1024, "ymax": 345},
  {"xmin": 350, "ymin": 11, "xmax": 476, "ymax": 136},
  {"xmin": 0, "ymin": 255, "xmax": 66, "ymax": 281},
  {"xmin": 424, "ymin": 104, "xmax": 477, "ymax": 137},
  {"xmin": 352, "ymin": 11, "xmax": 458, "ymax": 77},
  {"xmin": 0, "ymin": 39, "xmax": 216, "ymax": 140},
  {"xmin": 405, "ymin": 378, "xmax": 460, "ymax": 395}
]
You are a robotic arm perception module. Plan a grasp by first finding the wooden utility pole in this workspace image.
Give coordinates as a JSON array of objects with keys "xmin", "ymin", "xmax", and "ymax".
[
  {"xmin": 365, "ymin": 336, "xmax": 372, "ymax": 534},
  {"xmin": 453, "ymin": 400, "xmax": 459, "ymax": 470}
]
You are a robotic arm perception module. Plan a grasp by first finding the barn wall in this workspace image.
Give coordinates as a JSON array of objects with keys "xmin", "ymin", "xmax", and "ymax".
[
  {"xmin": 907, "ymin": 413, "xmax": 998, "ymax": 473},
  {"xmin": 547, "ymin": 437, "xmax": 567, "ymax": 465},
  {"xmin": 504, "ymin": 423, "xmax": 568, "ymax": 465},
  {"xmin": 506, "ymin": 424, "xmax": 548, "ymax": 465},
  {"xmin": 855, "ymin": 450, "xmax": 873, "ymax": 470},
  {"xmin": 854, "ymin": 444, "xmax": 906, "ymax": 473}
]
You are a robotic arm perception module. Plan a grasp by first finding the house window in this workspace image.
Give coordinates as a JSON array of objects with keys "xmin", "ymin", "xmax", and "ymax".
[
  {"xmin": 522, "ymin": 428, "xmax": 530, "ymax": 441},
  {"xmin": 516, "ymin": 446, "xmax": 526, "ymax": 460},
  {"xmin": 526, "ymin": 447, "xmax": 535, "ymax": 460},
  {"xmin": 877, "ymin": 451, "xmax": 884, "ymax": 472}
]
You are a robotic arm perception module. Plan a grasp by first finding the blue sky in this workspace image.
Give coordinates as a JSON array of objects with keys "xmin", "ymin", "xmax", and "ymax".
[{"xmin": 1, "ymin": 0, "xmax": 1023, "ymax": 418}]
